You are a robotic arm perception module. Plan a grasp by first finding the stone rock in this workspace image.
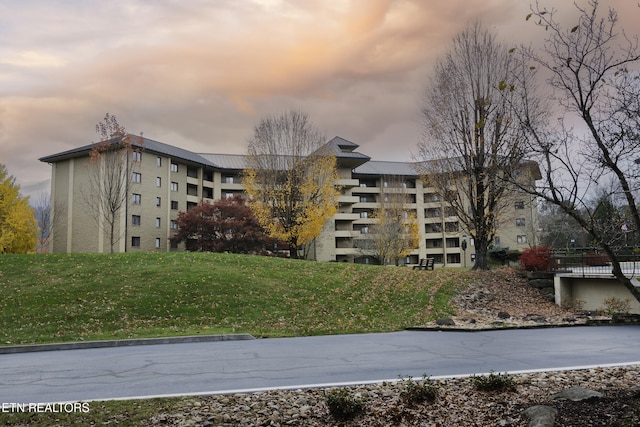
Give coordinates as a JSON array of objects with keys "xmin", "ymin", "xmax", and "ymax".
[
  {"xmin": 526, "ymin": 272, "xmax": 555, "ymax": 280},
  {"xmin": 552, "ymin": 386, "xmax": 603, "ymax": 401},
  {"xmin": 435, "ymin": 317, "xmax": 455, "ymax": 326},
  {"xmin": 528, "ymin": 279, "xmax": 554, "ymax": 289},
  {"xmin": 612, "ymin": 314, "xmax": 640, "ymax": 324},
  {"xmin": 524, "ymin": 314, "xmax": 548, "ymax": 323},
  {"xmin": 498, "ymin": 311, "xmax": 511, "ymax": 319},
  {"xmin": 523, "ymin": 405, "xmax": 557, "ymax": 427}
]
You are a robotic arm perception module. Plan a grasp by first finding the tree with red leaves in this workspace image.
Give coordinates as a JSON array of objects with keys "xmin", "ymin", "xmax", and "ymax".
[{"xmin": 170, "ymin": 195, "xmax": 283, "ymax": 255}]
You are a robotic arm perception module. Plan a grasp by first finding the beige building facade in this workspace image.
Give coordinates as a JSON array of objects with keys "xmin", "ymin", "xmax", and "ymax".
[{"xmin": 40, "ymin": 136, "xmax": 540, "ymax": 265}]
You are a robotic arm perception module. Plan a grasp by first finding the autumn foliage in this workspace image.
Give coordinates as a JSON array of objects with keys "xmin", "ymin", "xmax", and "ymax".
[
  {"xmin": 170, "ymin": 196, "xmax": 283, "ymax": 254},
  {"xmin": 0, "ymin": 164, "xmax": 38, "ymax": 253},
  {"xmin": 244, "ymin": 111, "xmax": 340, "ymax": 258},
  {"xmin": 519, "ymin": 245, "xmax": 553, "ymax": 272}
]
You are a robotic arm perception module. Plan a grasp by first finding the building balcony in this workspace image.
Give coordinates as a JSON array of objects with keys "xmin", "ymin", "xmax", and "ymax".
[
  {"xmin": 353, "ymin": 186, "xmax": 380, "ymax": 194},
  {"xmin": 336, "ymin": 178, "xmax": 359, "ymax": 187},
  {"xmin": 338, "ymin": 195, "xmax": 360, "ymax": 204},
  {"xmin": 353, "ymin": 218, "xmax": 375, "ymax": 225},
  {"xmin": 334, "ymin": 212, "xmax": 360, "ymax": 221},
  {"xmin": 425, "ymin": 248, "xmax": 445, "ymax": 255},
  {"xmin": 335, "ymin": 247, "xmax": 360, "ymax": 255},
  {"xmin": 353, "ymin": 202, "xmax": 379, "ymax": 209},
  {"xmin": 220, "ymin": 182, "xmax": 244, "ymax": 191},
  {"xmin": 334, "ymin": 230, "xmax": 356, "ymax": 238}
]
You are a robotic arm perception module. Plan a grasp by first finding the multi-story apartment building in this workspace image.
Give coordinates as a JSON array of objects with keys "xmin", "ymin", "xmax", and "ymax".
[{"xmin": 40, "ymin": 135, "xmax": 540, "ymax": 265}]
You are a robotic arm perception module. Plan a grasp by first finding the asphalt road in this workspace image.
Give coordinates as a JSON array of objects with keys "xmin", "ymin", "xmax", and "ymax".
[{"xmin": 1, "ymin": 325, "xmax": 639, "ymax": 404}]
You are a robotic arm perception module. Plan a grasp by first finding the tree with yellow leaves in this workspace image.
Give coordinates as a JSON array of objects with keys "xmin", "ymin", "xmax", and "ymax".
[
  {"xmin": 244, "ymin": 111, "xmax": 339, "ymax": 259},
  {"xmin": 0, "ymin": 164, "xmax": 38, "ymax": 253}
]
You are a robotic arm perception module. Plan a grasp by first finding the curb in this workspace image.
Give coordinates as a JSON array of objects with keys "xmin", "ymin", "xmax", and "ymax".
[
  {"xmin": 0, "ymin": 334, "xmax": 255, "ymax": 354},
  {"xmin": 406, "ymin": 318, "xmax": 640, "ymax": 333}
]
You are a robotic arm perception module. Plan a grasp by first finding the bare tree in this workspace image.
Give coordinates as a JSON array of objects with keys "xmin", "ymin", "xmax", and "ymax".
[
  {"xmin": 244, "ymin": 110, "xmax": 340, "ymax": 258},
  {"xmin": 514, "ymin": 0, "xmax": 640, "ymax": 302},
  {"xmin": 82, "ymin": 114, "xmax": 141, "ymax": 253},
  {"xmin": 32, "ymin": 192, "xmax": 66, "ymax": 253},
  {"xmin": 418, "ymin": 21, "xmax": 536, "ymax": 270},
  {"xmin": 355, "ymin": 176, "xmax": 419, "ymax": 265},
  {"xmin": 538, "ymin": 200, "xmax": 590, "ymax": 249}
]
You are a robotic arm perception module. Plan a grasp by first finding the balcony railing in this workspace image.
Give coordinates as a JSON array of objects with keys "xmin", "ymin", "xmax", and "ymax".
[{"xmin": 551, "ymin": 252, "xmax": 640, "ymax": 278}]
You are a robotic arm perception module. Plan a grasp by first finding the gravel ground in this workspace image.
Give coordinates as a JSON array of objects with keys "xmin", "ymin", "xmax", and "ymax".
[
  {"xmin": 150, "ymin": 366, "xmax": 640, "ymax": 426},
  {"xmin": 151, "ymin": 268, "xmax": 640, "ymax": 426}
]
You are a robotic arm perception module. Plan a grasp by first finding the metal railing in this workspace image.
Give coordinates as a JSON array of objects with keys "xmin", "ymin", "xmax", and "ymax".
[{"xmin": 551, "ymin": 252, "xmax": 640, "ymax": 278}]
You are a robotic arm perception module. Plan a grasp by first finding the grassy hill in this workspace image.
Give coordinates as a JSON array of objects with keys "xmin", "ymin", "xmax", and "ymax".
[{"xmin": 0, "ymin": 252, "xmax": 469, "ymax": 345}]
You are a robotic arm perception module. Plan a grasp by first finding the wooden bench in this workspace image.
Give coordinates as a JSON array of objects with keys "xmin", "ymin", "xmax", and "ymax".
[{"xmin": 413, "ymin": 258, "xmax": 435, "ymax": 270}]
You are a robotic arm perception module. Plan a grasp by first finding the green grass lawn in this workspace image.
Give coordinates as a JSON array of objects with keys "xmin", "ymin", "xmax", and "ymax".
[{"xmin": 0, "ymin": 252, "xmax": 470, "ymax": 346}]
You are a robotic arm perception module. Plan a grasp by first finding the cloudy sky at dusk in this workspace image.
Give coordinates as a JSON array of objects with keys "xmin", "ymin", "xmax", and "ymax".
[{"xmin": 1, "ymin": 0, "xmax": 638, "ymax": 199}]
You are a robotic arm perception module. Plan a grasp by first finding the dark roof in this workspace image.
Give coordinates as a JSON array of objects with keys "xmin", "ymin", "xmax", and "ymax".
[
  {"xmin": 318, "ymin": 136, "xmax": 370, "ymax": 169},
  {"xmin": 354, "ymin": 160, "xmax": 420, "ymax": 176},
  {"xmin": 198, "ymin": 153, "xmax": 248, "ymax": 170},
  {"xmin": 39, "ymin": 134, "xmax": 216, "ymax": 167}
]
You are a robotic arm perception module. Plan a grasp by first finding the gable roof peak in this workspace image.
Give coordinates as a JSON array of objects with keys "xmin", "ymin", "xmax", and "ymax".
[{"xmin": 327, "ymin": 136, "xmax": 359, "ymax": 151}]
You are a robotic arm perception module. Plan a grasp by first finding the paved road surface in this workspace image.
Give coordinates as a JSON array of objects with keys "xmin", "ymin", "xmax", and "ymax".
[{"xmin": 1, "ymin": 326, "xmax": 639, "ymax": 403}]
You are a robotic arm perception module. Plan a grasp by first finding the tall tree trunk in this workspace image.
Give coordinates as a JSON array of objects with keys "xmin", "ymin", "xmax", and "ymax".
[{"xmin": 473, "ymin": 236, "xmax": 490, "ymax": 270}]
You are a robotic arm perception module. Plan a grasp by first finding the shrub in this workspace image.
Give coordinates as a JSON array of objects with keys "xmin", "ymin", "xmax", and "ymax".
[
  {"xmin": 519, "ymin": 245, "xmax": 553, "ymax": 272},
  {"xmin": 324, "ymin": 388, "xmax": 367, "ymax": 421},
  {"xmin": 601, "ymin": 297, "xmax": 631, "ymax": 316},
  {"xmin": 399, "ymin": 375, "xmax": 438, "ymax": 404},
  {"xmin": 585, "ymin": 252, "xmax": 610, "ymax": 266},
  {"xmin": 472, "ymin": 371, "xmax": 516, "ymax": 392}
]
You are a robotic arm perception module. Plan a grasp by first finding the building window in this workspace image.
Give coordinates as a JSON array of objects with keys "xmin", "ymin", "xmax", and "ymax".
[
  {"xmin": 155, "ymin": 217, "xmax": 161, "ymax": 228},
  {"xmin": 171, "ymin": 182, "xmax": 178, "ymax": 191},
  {"xmin": 155, "ymin": 238, "xmax": 161, "ymax": 249},
  {"xmin": 517, "ymin": 235, "xmax": 527, "ymax": 244},
  {"xmin": 132, "ymin": 151, "xmax": 142, "ymax": 162},
  {"xmin": 360, "ymin": 211, "xmax": 368, "ymax": 218},
  {"xmin": 157, "ymin": 157, "xmax": 162, "ymax": 167},
  {"xmin": 131, "ymin": 215, "xmax": 141, "ymax": 226},
  {"xmin": 170, "ymin": 240, "xmax": 178, "ymax": 249},
  {"xmin": 495, "ymin": 236, "xmax": 501, "ymax": 246},
  {"xmin": 132, "ymin": 172, "xmax": 141, "ymax": 183},
  {"xmin": 515, "ymin": 201, "xmax": 525, "ymax": 209},
  {"xmin": 225, "ymin": 176, "xmax": 234, "ymax": 184},
  {"xmin": 170, "ymin": 220, "xmax": 177, "ymax": 229},
  {"xmin": 426, "ymin": 208, "xmax": 441, "ymax": 218},
  {"xmin": 156, "ymin": 177, "xmax": 161, "ymax": 187},
  {"xmin": 187, "ymin": 167, "xmax": 198, "ymax": 178},
  {"xmin": 225, "ymin": 192, "xmax": 234, "ymax": 199},
  {"xmin": 131, "ymin": 236, "xmax": 141, "ymax": 247},
  {"xmin": 445, "ymin": 221, "xmax": 459, "ymax": 232},
  {"xmin": 171, "ymin": 200, "xmax": 178, "ymax": 210},
  {"xmin": 132, "ymin": 193, "xmax": 141, "ymax": 204},
  {"xmin": 516, "ymin": 218, "xmax": 526, "ymax": 227},
  {"xmin": 170, "ymin": 162, "xmax": 179, "ymax": 172},
  {"xmin": 156, "ymin": 197, "xmax": 161, "ymax": 207},
  {"xmin": 361, "ymin": 226, "xmax": 368, "ymax": 234}
]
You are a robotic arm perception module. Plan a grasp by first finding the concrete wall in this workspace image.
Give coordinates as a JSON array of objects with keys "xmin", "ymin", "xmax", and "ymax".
[{"xmin": 555, "ymin": 275, "xmax": 640, "ymax": 314}]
